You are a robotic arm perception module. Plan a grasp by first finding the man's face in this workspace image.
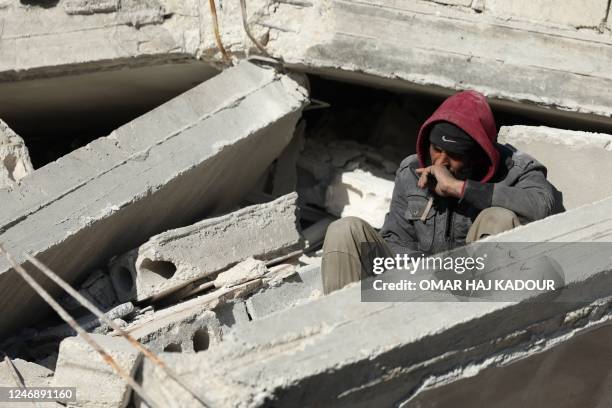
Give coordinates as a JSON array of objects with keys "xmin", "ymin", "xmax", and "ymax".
[{"xmin": 429, "ymin": 143, "xmax": 470, "ymax": 179}]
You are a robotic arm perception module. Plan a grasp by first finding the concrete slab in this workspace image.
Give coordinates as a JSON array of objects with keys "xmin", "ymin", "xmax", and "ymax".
[
  {"xmin": 256, "ymin": 0, "xmax": 612, "ymax": 122},
  {"xmin": 137, "ymin": 195, "xmax": 612, "ymax": 407},
  {"xmin": 133, "ymin": 193, "xmax": 303, "ymax": 301},
  {"xmin": 52, "ymin": 334, "xmax": 142, "ymax": 408},
  {"xmin": 498, "ymin": 125, "xmax": 612, "ymax": 210},
  {"xmin": 0, "ymin": 61, "xmax": 308, "ymax": 337}
]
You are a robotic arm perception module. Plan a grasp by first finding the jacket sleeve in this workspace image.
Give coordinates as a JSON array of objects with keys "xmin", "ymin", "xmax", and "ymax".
[
  {"xmin": 380, "ymin": 167, "xmax": 421, "ymax": 255},
  {"xmin": 461, "ymin": 159, "xmax": 556, "ymax": 222}
]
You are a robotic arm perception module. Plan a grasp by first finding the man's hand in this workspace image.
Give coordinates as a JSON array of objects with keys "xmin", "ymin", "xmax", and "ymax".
[{"xmin": 416, "ymin": 165, "xmax": 465, "ymax": 198}]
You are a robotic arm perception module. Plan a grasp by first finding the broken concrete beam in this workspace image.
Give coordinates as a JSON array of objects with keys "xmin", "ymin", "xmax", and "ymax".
[
  {"xmin": 52, "ymin": 334, "xmax": 142, "ymax": 408},
  {"xmin": 0, "ymin": 62, "xmax": 308, "ymax": 337},
  {"xmin": 132, "ymin": 192, "xmax": 303, "ymax": 301},
  {"xmin": 251, "ymin": 0, "xmax": 612, "ymax": 121},
  {"xmin": 137, "ymin": 195, "xmax": 612, "ymax": 407},
  {"xmin": 246, "ymin": 264, "xmax": 322, "ymax": 320},
  {"xmin": 498, "ymin": 125, "xmax": 612, "ymax": 210},
  {"xmin": 0, "ymin": 358, "xmax": 53, "ymax": 387},
  {"xmin": 214, "ymin": 258, "xmax": 268, "ymax": 289},
  {"xmin": 0, "ymin": 119, "xmax": 33, "ymax": 189}
]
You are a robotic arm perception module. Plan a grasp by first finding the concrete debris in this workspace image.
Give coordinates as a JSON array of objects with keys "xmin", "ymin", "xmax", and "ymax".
[
  {"xmin": 136, "ymin": 194, "xmax": 612, "ymax": 406},
  {"xmin": 60, "ymin": 269, "xmax": 118, "ymax": 312},
  {"xmin": 271, "ymin": 120, "xmax": 306, "ymax": 196},
  {"xmin": 246, "ymin": 265, "xmax": 322, "ymax": 320},
  {"xmin": 52, "ymin": 334, "xmax": 142, "ymax": 408},
  {"xmin": 132, "ymin": 192, "xmax": 303, "ymax": 301},
  {"xmin": 298, "ymin": 138, "xmax": 397, "ymax": 228},
  {"xmin": 0, "ymin": 119, "xmax": 33, "ymax": 189},
  {"xmin": 0, "ymin": 358, "xmax": 53, "ymax": 387},
  {"xmin": 0, "ymin": 62, "xmax": 308, "ymax": 337},
  {"xmin": 302, "ymin": 216, "xmax": 336, "ymax": 251},
  {"xmin": 63, "ymin": 0, "xmax": 119, "ymax": 15},
  {"xmin": 214, "ymin": 258, "xmax": 268, "ymax": 289},
  {"xmin": 498, "ymin": 125, "xmax": 612, "ymax": 210},
  {"xmin": 23, "ymin": 302, "xmax": 135, "ymax": 343},
  {"xmin": 216, "ymin": 300, "xmax": 251, "ymax": 335}
]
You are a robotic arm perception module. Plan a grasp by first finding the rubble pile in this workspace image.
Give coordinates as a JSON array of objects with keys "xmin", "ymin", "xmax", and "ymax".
[{"xmin": 2, "ymin": 0, "xmax": 612, "ymax": 406}]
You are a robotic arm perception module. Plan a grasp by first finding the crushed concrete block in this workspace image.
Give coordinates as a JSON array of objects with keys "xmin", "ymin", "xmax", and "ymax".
[
  {"xmin": 216, "ymin": 300, "xmax": 251, "ymax": 334},
  {"xmin": 498, "ymin": 125, "xmax": 612, "ymax": 210},
  {"xmin": 132, "ymin": 192, "xmax": 303, "ymax": 301},
  {"xmin": 52, "ymin": 334, "xmax": 142, "ymax": 408},
  {"xmin": 63, "ymin": 0, "xmax": 119, "ymax": 15},
  {"xmin": 245, "ymin": 265, "xmax": 322, "ymax": 320},
  {"xmin": 325, "ymin": 169, "xmax": 394, "ymax": 228},
  {"xmin": 214, "ymin": 258, "xmax": 268, "ymax": 289},
  {"xmin": 137, "ymin": 194, "xmax": 612, "ymax": 407},
  {"xmin": 109, "ymin": 249, "xmax": 139, "ymax": 303},
  {"xmin": 0, "ymin": 358, "xmax": 53, "ymax": 387},
  {"xmin": 60, "ymin": 269, "xmax": 118, "ymax": 311},
  {"xmin": 485, "ymin": 0, "xmax": 608, "ymax": 28},
  {"xmin": 126, "ymin": 307, "xmax": 221, "ymax": 354},
  {"xmin": 0, "ymin": 119, "xmax": 33, "ymax": 189},
  {"xmin": 298, "ymin": 138, "xmax": 396, "ymax": 228},
  {"xmin": 0, "ymin": 62, "xmax": 308, "ymax": 337},
  {"xmin": 429, "ymin": 0, "xmax": 472, "ymax": 7}
]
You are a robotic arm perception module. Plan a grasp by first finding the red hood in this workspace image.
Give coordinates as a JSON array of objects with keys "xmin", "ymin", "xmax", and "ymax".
[{"xmin": 416, "ymin": 90, "xmax": 499, "ymax": 183}]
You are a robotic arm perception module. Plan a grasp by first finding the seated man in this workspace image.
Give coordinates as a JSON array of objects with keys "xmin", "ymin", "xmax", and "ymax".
[{"xmin": 321, "ymin": 90, "xmax": 561, "ymax": 294}]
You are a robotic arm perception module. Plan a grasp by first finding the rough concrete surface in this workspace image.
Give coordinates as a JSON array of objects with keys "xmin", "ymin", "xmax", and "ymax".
[
  {"xmin": 246, "ymin": 264, "xmax": 322, "ymax": 320},
  {"xmin": 52, "ymin": 334, "xmax": 142, "ymax": 408},
  {"xmin": 132, "ymin": 193, "xmax": 303, "ymax": 301},
  {"xmin": 0, "ymin": 118, "xmax": 33, "ymax": 188},
  {"xmin": 138, "ymin": 195, "xmax": 612, "ymax": 407},
  {"xmin": 214, "ymin": 258, "xmax": 268, "ymax": 289},
  {"xmin": 0, "ymin": 61, "xmax": 308, "ymax": 337},
  {"xmin": 0, "ymin": 358, "xmax": 53, "ymax": 387},
  {"xmin": 498, "ymin": 125, "xmax": 612, "ymax": 209}
]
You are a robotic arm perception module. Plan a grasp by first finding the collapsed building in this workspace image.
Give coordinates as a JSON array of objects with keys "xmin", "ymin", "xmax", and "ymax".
[{"xmin": 1, "ymin": 0, "xmax": 612, "ymax": 407}]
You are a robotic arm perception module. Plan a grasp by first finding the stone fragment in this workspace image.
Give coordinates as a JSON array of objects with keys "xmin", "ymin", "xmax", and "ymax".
[
  {"xmin": 498, "ymin": 125, "xmax": 612, "ymax": 210},
  {"xmin": 0, "ymin": 119, "xmax": 33, "ymax": 189},
  {"xmin": 132, "ymin": 193, "xmax": 303, "ymax": 301},
  {"xmin": 214, "ymin": 258, "xmax": 268, "ymax": 289},
  {"xmin": 52, "ymin": 334, "xmax": 142, "ymax": 408},
  {"xmin": 0, "ymin": 358, "xmax": 53, "ymax": 387},
  {"xmin": 0, "ymin": 62, "xmax": 308, "ymax": 337}
]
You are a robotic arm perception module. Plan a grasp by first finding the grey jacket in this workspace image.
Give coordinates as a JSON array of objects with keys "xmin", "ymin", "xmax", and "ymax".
[{"xmin": 380, "ymin": 143, "xmax": 562, "ymax": 256}]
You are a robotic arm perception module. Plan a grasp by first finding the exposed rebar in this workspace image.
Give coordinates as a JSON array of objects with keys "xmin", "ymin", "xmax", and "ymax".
[
  {"xmin": 0, "ymin": 245, "xmax": 160, "ymax": 408},
  {"xmin": 23, "ymin": 253, "xmax": 211, "ymax": 408},
  {"xmin": 239, "ymin": 0, "xmax": 269, "ymax": 55},
  {"xmin": 208, "ymin": 0, "xmax": 232, "ymax": 65}
]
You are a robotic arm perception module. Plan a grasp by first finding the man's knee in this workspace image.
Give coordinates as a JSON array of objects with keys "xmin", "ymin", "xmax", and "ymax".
[
  {"xmin": 325, "ymin": 216, "xmax": 369, "ymax": 241},
  {"xmin": 477, "ymin": 207, "xmax": 518, "ymax": 226},
  {"xmin": 467, "ymin": 207, "xmax": 520, "ymax": 242}
]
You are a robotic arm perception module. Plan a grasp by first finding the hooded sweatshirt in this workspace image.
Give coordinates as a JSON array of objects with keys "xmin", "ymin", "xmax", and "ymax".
[{"xmin": 380, "ymin": 91, "xmax": 561, "ymax": 256}]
